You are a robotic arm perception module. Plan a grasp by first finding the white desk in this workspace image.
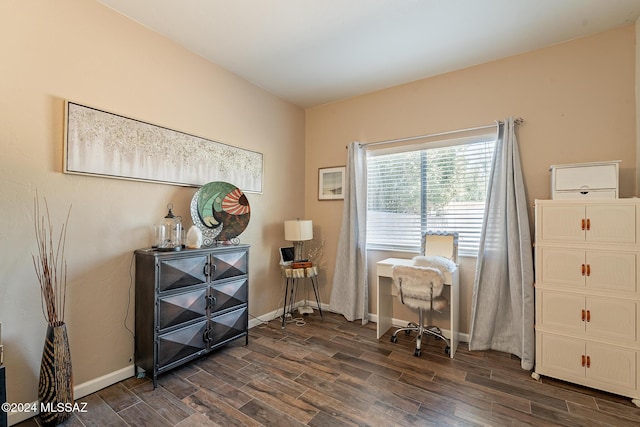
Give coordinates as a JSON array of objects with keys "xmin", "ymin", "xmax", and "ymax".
[{"xmin": 376, "ymin": 257, "xmax": 459, "ymax": 358}]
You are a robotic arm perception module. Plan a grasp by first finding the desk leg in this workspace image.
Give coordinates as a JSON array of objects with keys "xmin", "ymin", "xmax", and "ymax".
[
  {"xmin": 449, "ymin": 269, "xmax": 460, "ymax": 358},
  {"xmin": 377, "ymin": 275, "xmax": 393, "ymax": 339}
]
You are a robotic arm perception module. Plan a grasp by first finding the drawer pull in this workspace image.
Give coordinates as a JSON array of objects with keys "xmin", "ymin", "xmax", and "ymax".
[
  {"xmin": 581, "ymin": 309, "xmax": 586, "ymax": 321},
  {"xmin": 581, "ymin": 355, "xmax": 586, "ymax": 367},
  {"xmin": 581, "ymin": 219, "xmax": 586, "ymax": 231},
  {"xmin": 586, "ymin": 218, "xmax": 591, "ymax": 231},
  {"xmin": 581, "ymin": 264, "xmax": 586, "ymax": 276},
  {"xmin": 586, "ymin": 310, "xmax": 590, "ymax": 322},
  {"xmin": 586, "ymin": 356, "xmax": 591, "ymax": 368},
  {"xmin": 586, "ymin": 264, "xmax": 590, "ymax": 277}
]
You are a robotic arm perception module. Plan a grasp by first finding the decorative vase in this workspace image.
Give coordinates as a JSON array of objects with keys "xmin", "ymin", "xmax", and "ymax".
[{"xmin": 38, "ymin": 322, "xmax": 73, "ymax": 426}]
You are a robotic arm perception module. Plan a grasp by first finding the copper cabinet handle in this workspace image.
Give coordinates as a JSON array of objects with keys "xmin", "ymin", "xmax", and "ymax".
[
  {"xmin": 586, "ymin": 356, "xmax": 591, "ymax": 368},
  {"xmin": 586, "ymin": 264, "xmax": 591, "ymax": 277},
  {"xmin": 586, "ymin": 218, "xmax": 591, "ymax": 231},
  {"xmin": 581, "ymin": 355, "xmax": 586, "ymax": 367},
  {"xmin": 581, "ymin": 309, "xmax": 586, "ymax": 321},
  {"xmin": 581, "ymin": 218, "xmax": 586, "ymax": 231},
  {"xmin": 581, "ymin": 264, "xmax": 586, "ymax": 276},
  {"xmin": 586, "ymin": 310, "xmax": 591, "ymax": 322}
]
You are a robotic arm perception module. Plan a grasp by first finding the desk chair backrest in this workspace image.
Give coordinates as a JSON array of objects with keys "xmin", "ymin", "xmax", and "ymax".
[{"xmin": 421, "ymin": 231, "xmax": 459, "ymax": 264}]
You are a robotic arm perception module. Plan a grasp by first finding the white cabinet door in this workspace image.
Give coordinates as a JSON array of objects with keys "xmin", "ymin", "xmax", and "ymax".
[
  {"xmin": 586, "ymin": 297, "xmax": 637, "ymax": 342},
  {"xmin": 538, "ymin": 205, "xmax": 585, "ymax": 242},
  {"xmin": 586, "ymin": 205, "xmax": 636, "ymax": 243},
  {"xmin": 586, "ymin": 251, "xmax": 637, "ymax": 293},
  {"xmin": 537, "ymin": 290, "xmax": 585, "ymax": 334},
  {"xmin": 537, "ymin": 248, "xmax": 585, "ymax": 288},
  {"xmin": 536, "ymin": 333, "xmax": 585, "ymax": 378},
  {"xmin": 586, "ymin": 342, "xmax": 637, "ymax": 391}
]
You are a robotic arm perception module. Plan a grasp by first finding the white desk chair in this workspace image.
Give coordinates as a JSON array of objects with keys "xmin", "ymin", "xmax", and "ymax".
[{"xmin": 390, "ymin": 231, "xmax": 458, "ymax": 357}]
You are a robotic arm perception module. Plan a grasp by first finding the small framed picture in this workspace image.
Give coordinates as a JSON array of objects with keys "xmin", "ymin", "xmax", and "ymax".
[{"xmin": 318, "ymin": 166, "xmax": 345, "ymax": 200}]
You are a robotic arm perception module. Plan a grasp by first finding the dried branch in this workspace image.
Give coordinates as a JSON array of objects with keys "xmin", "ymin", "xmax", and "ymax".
[{"xmin": 32, "ymin": 194, "xmax": 71, "ymax": 326}]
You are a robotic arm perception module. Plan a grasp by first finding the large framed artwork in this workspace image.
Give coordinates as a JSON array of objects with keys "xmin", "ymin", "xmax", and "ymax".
[
  {"xmin": 64, "ymin": 101, "xmax": 263, "ymax": 193},
  {"xmin": 318, "ymin": 166, "xmax": 345, "ymax": 200}
]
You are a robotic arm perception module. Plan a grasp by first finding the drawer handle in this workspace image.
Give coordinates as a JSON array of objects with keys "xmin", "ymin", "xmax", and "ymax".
[
  {"xmin": 581, "ymin": 355, "xmax": 586, "ymax": 367},
  {"xmin": 586, "ymin": 264, "xmax": 590, "ymax": 277},
  {"xmin": 586, "ymin": 355, "xmax": 591, "ymax": 368},
  {"xmin": 581, "ymin": 219, "xmax": 586, "ymax": 231},
  {"xmin": 586, "ymin": 310, "xmax": 590, "ymax": 322},
  {"xmin": 581, "ymin": 309, "xmax": 586, "ymax": 322},
  {"xmin": 586, "ymin": 218, "xmax": 591, "ymax": 231},
  {"xmin": 581, "ymin": 264, "xmax": 586, "ymax": 276}
]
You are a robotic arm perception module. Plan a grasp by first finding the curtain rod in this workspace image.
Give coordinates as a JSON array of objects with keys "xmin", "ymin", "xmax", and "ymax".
[{"xmin": 350, "ymin": 117, "xmax": 524, "ymax": 149}]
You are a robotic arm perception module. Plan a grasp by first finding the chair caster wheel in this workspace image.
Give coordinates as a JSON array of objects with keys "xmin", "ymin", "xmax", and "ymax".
[
  {"xmin": 414, "ymin": 348, "xmax": 421, "ymax": 357},
  {"xmin": 390, "ymin": 335, "xmax": 398, "ymax": 343},
  {"xmin": 444, "ymin": 346, "xmax": 450, "ymax": 355}
]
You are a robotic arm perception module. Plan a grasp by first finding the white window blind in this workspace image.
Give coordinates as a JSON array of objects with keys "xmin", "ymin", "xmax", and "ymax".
[{"xmin": 366, "ymin": 137, "xmax": 495, "ymax": 256}]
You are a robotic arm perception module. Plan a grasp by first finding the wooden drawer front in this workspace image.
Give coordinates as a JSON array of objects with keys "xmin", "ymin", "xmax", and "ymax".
[
  {"xmin": 586, "ymin": 251, "xmax": 637, "ymax": 293},
  {"xmin": 586, "ymin": 297, "xmax": 637, "ymax": 342},
  {"xmin": 209, "ymin": 307, "xmax": 247, "ymax": 346},
  {"xmin": 210, "ymin": 278, "xmax": 248, "ymax": 314},
  {"xmin": 586, "ymin": 205, "xmax": 636, "ymax": 244},
  {"xmin": 158, "ymin": 255, "xmax": 208, "ymax": 292},
  {"xmin": 537, "ymin": 290, "xmax": 585, "ymax": 333},
  {"xmin": 537, "ymin": 248, "xmax": 584, "ymax": 287},
  {"xmin": 211, "ymin": 250, "xmax": 248, "ymax": 281},
  {"xmin": 157, "ymin": 320, "xmax": 207, "ymax": 369},
  {"xmin": 586, "ymin": 342, "xmax": 636, "ymax": 391},
  {"xmin": 158, "ymin": 287, "xmax": 207, "ymax": 331}
]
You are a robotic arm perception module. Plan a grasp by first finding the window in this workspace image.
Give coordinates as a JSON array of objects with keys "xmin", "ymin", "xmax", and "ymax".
[{"xmin": 366, "ymin": 136, "xmax": 495, "ymax": 256}]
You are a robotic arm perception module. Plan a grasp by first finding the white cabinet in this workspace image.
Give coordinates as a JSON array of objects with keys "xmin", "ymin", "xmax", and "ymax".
[
  {"xmin": 534, "ymin": 199, "xmax": 640, "ymax": 406},
  {"xmin": 550, "ymin": 161, "xmax": 619, "ymax": 199}
]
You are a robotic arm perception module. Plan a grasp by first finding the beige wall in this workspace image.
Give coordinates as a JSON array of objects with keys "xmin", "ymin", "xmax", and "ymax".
[
  {"xmin": 0, "ymin": 0, "xmax": 305, "ymax": 407},
  {"xmin": 305, "ymin": 25, "xmax": 637, "ymax": 336}
]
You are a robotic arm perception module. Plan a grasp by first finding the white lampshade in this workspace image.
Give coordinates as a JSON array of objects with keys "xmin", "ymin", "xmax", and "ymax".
[{"xmin": 284, "ymin": 219, "xmax": 313, "ymax": 242}]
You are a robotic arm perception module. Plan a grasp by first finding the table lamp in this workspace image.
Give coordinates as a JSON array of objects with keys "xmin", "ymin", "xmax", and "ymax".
[{"xmin": 284, "ymin": 219, "xmax": 313, "ymax": 261}]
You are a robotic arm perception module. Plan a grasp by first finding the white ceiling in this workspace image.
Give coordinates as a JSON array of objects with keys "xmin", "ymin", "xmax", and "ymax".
[{"xmin": 97, "ymin": 0, "xmax": 640, "ymax": 108}]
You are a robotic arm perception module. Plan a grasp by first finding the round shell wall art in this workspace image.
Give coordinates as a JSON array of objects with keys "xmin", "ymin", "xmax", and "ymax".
[{"xmin": 190, "ymin": 181, "xmax": 251, "ymax": 246}]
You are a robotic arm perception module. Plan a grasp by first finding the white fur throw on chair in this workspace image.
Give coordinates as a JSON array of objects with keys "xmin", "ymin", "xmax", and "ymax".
[{"xmin": 392, "ymin": 265, "xmax": 446, "ymax": 311}]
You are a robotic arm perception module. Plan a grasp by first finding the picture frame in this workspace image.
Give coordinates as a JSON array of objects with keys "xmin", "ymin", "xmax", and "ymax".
[
  {"xmin": 318, "ymin": 166, "xmax": 345, "ymax": 200},
  {"xmin": 64, "ymin": 101, "xmax": 263, "ymax": 193}
]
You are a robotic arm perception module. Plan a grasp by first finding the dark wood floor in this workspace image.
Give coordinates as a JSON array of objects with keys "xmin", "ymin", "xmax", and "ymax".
[{"xmin": 17, "ymin": 311, "xmax": 640, "ymax": 426}]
